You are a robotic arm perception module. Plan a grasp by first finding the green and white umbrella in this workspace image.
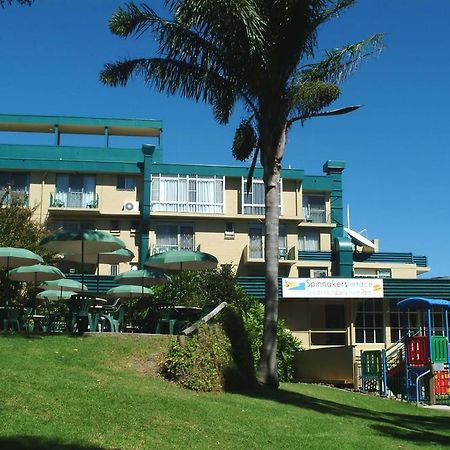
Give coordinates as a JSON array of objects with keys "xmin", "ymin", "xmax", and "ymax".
[
  {"xmin": 145, "ymin": 250, "xmax": 218, "ymax": 271},
  {"xmin": 114, "ymin": 269, "xmax": 170, "ymax": 287},
  {"xmin": 41, "ymin": 230, "xmax": 125, "ymax": 255},
  {"xmin": 0, "ymin": 247, "xmax": 43, "ymax": 269},
  {"xmin": 38, "ymin": 279, "xmax": 88, "ymax": 298},
  {"xmin": 41, "ymin": 230, "xmax": 126, "ymax": 289},
  {"xmin": 145, "ymin": 250, "xmax": 218, "ymax": 306},
  {"xmin": 63, "ymin": 248, "xmax": 135, "ymax": 265},
  {"xmin": 36, "ymin": 289, "xmax": 78, "ymax": 301},
  {"xmin": 106, "ymin": 284, "xmax": 154, "ymax": 299},
  {"xmin": 8, "ymin": 264, "xmax": 65, "ymax": 284}
]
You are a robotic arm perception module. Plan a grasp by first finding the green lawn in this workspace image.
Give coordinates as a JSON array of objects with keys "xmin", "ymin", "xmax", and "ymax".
[{"xmin": 1, "ymin": 334, "xmax": 449, "ymax": 450}]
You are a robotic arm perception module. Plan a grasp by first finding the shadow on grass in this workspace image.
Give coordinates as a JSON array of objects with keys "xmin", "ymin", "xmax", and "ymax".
[
  {"xmin": 0, "ymin": 436, "xmax": 105, "ymax": 450},
  {"xmin": 0, "ymin": 332, "xmax": 93, "ymax": 340},
  {"xmin": 241, "ymin": 386, "xmax": 450, "ymax": 446}
]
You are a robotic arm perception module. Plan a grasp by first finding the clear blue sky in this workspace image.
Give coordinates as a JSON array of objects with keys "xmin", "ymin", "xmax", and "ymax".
[{"xmin": 1, "ymin": 1, "xmax": 449, "ymax": 277}]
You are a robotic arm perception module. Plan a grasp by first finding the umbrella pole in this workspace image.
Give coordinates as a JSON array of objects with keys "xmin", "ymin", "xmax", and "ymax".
[
  {"xmin": 96, "ymin": 254, "xmax": 100, "ymax": 295},
  {"xmin": 81, "ymin": 236, "xmax": 85, "ymax": 293}
]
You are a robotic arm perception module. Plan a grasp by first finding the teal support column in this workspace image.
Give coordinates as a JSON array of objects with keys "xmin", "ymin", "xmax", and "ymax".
[
  {"xmin": 140, "ymin": 144, "xmax": 155, "ymax": 269},
  {"xmin": 324, "ymin": 161, "xmax": 351, "ymax": 277},
  {"xmin": 104, "ymin": 127, "xmax": 109, "ymax": 147},
  {"xmin": 54, "ymin": 125, "xmax": 60, "ymax": 146},
  {"xmin": 323, "ymin": 160, "xmax": 345, "ymax": 240},
  {"xmin": 333, "ymin": 237, "xmax": 353, "ymax": 277}
]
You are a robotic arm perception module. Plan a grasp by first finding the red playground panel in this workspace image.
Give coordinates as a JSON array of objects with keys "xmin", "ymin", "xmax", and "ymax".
[
  {"xmin": 435, "ymin": 371, "xmax": 450, "ymax": 396},
  {"xmin": 407, "ymin": 336, "xmax": 429, "ymax": 366}
]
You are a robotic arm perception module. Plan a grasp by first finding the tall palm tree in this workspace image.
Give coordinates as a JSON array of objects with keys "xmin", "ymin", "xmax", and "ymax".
[{"xmin": 100, "ymin": 0, "xmax": 382, "ymax": 388}]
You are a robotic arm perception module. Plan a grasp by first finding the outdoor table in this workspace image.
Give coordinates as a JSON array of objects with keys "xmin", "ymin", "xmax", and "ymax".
[{"xmin": 174, "ymin": 306, "xmax": 201, "ymax": 320}]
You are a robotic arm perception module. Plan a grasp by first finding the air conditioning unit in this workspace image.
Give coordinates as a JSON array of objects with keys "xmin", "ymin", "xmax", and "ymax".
[{"xmin": 123, "ymin": 201, "xmax": 139, "ymax": 212}]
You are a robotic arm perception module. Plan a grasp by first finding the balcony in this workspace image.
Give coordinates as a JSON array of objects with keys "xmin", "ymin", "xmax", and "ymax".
[
  {"xmin": 302, "ymin": 207, "xmax": 330, "ymax": 224},
  {"xmin": 49, "ymin": 192, "xmax": 99, "ymax": 210},
  {"xmin": 0, "ymin": 190, "xmax": 28, "ymax": 207},
  {"xmin": 243, "ymin": 245, "xmax": 297, "ymax": 264}
]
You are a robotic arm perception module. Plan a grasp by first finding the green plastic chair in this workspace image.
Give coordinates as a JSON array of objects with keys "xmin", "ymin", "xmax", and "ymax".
[
  {"xmin": 110, "ymin": 306, "xmax": 125, "ymax": 333},
  {"xmin": 3, "ymin": 308, "xmax": 21, "ymax": 331},
  {"xmin": 155, "ymin": 306, "xmax": 177, "ymax": 335}
]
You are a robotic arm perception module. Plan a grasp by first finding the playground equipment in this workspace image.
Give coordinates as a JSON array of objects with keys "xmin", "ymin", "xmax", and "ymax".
[{"xmin": 360, "ymin": 297, "xmax": 450, "ymax": 405}]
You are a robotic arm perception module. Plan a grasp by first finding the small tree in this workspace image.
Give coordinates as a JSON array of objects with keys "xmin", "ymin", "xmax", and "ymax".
[{"xmin": 0, "ymin": 196, "xmax": 50, "ymax": 306}]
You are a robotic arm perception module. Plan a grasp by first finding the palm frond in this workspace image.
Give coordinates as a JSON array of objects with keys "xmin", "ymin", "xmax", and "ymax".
[
  {"xmin": 100, "ymin": 57, "xmax": 235, "ymax": 116},
  {"xmin": 173, "ymin": 0, "xmax": 267, "ymax": 54},
  {"xmin": 301, "ymin": 33, "xmax": 384, "ymax": 84}
]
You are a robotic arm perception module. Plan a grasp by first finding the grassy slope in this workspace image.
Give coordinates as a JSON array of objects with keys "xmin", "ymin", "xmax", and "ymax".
[{"xmin": 0, "ymin": 334, "xmax": 449, "ymax": 450}]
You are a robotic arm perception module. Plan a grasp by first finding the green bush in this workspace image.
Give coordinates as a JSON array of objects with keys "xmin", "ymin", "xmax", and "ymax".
[
  {"xmin": 159, "ymin": 266, "xmax": 302, "ymax": 388},
  {"xmin": 160, "ymin": 324, "xmax": 233, "ymax": 392}
]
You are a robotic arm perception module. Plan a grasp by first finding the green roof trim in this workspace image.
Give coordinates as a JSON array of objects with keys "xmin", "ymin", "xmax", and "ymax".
[
  {"xmin": 302, "ymin": 175, "xmax": 334, "ymax": 191},
  {"xmin": 0, "ymin": 144, "xmax": 144, "ymax": 174}
]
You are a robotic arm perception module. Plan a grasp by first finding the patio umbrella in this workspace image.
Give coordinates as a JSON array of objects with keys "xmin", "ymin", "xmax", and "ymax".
[
  {"xmin": 0, "ymin": 247, "xmax": 43, "ymax": 269},
  {"xmin": 106, "ymin": 285, "xmax": 154, "ymax": 299},
  {"xmin": 145, "ymin": 250, "xmax": 218, "ymax": 306},
  {"xmin": 145, "ymin": 250, "xmax": 218, "ymax": 272},
  {"xmin": 36, "ymin": 289, "xmax": 78, "ymax": 301},
  {"xmin": 40, "ymin": 230, "xmax": 126, "ymax": 290},
  {"xmin": 63, "ymin": 248, "xmax": 135, "ymax": 293},
  {"xmin": 38, "ymin": 279, "xmax": 88, "ymax": 298},
  {"xmin": 114, "ymin": 269, "xmax": 170, "ymax": 287},
  {"xmin": 8, "ymin": 264, "xmax": 65, "ymax": 284},
  {"xmin": 62, "ymin": 248, "xmax": 135, "ymax": 265}
]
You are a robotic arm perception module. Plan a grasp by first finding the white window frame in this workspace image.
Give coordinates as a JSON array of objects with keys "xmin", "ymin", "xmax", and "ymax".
[
  {"xmin": 151, "ymin": 174, "xmax": 225, "ymax": 214},
  {"xmin": 155, "ymin": 223, "xmax": 195, "ymax": 253},
  {"xmin": 248, "ymin": 223, "xmax": 286, "ymax": 259},
  {"xmin": 116, "ymin": 175, "xmax": 136, "ymax": 191},
  {"xmin": 242, "ymin": 177, "xmax": 283, "ymax": 215},
  {"xmin": 302, "ymin": 193, "xmax": 328, "ymax": 223},
  {"xmin": 298, "ymin": 229, "xmax": 320, "ymax": 252},
  {"xmin": 355, "ymin": 299, "xmax": 385, "ymax": 344}
]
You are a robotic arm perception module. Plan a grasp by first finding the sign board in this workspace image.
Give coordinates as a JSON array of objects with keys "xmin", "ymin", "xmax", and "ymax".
[{"xmin": 282, "ymin": 278, "xmax": 384, "ymax": 299}]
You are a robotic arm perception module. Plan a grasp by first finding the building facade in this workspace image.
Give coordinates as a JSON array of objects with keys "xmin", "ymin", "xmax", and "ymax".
[{"xmin": 1, "ymin": 113, "xmax": 441, "ymax": 359}]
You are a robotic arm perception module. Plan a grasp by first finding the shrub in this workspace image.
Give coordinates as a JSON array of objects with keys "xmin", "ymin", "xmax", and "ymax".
[
  {"xmin": 160, "ymin": 324, "xmax": 233, "ymax": 392},
  {"xmin": 159, "ymin": 266, "xmax": 302, "ymax": 388}
]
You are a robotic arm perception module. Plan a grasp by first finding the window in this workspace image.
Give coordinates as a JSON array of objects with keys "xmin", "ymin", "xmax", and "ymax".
[
  {"xmin": 298, "ymin": 230, "xmax": 320, "ymax": 251},
  {"xmin": 248, "ymin": 224, "xmax": 263, "ymax": 259},
  {"xmin": 303, "ymin": 194, "xmax": 327, "ymax": 223},
  {"xmin": 0, "ymin": 172, "xmax": 29, "ymax": 205},
  {"xmin": 155, "ymin": 224, "xmax": 194, "ymax": 253},
  {"xmin": 354, "ymin": 268, "xmax": 392, "ymax": 279},
  {"xmin": 110, "ymin": 264, "xmax": 119, "ymax": 276},
  {"xmin": 55, "ymin": 174, "xmax": 96, "ymax": 208},
  {"xmin": 117, "ymin": 175, "xmax": 136, "ymax": 191},
  {"xmin": 225, "ymin": 222, "xmax": 235, "ymax": 239},
  {"xmin": 389, "ymin": 305, "xmax": 419, "ymax": 343},
  {"xmin": 242, "ymin": 178, "xmax": 282, "ymax": 215},
  {"xmin": 151, "ymin": 174, "xmax": 224, "ymax": 213},
  {"xmin": 355, "ymin": 299, "xmax": 384, "ymax": 343},
  {"xmin": 310, "ymin": 303, "xmax": 346, "ymax": 346},
  {"xmin": 110, "ymin": 220, "xmax": 120, "ymax": 233},
  {"xmin": 49, "ymin": 221, "xmax": 95, "ymax": 232},
  {"xmin": 298, "ymin": 267, "xmax": 328, "ymax": 277},
  {"xmin": 248, "ymin": 223, "xmax": 286, "ymax": 259}
]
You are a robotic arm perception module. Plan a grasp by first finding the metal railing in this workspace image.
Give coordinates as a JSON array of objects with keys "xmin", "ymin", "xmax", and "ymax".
[
  {"xmin": 0, "ymin": 190, "xmax": 29, "ymax": 206},
  {"xmin": 302, "ymin": 207, "xmax": 330, "ymax": 223},
  {"xmin": 50, "ymin": 192, "xmax": 99, "ymax": 209}
]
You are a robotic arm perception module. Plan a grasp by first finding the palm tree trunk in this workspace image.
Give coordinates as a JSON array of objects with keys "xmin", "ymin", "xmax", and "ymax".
[{"xmin": 257, "ymin": 120, "xmax": 286, "ymax": 388}]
